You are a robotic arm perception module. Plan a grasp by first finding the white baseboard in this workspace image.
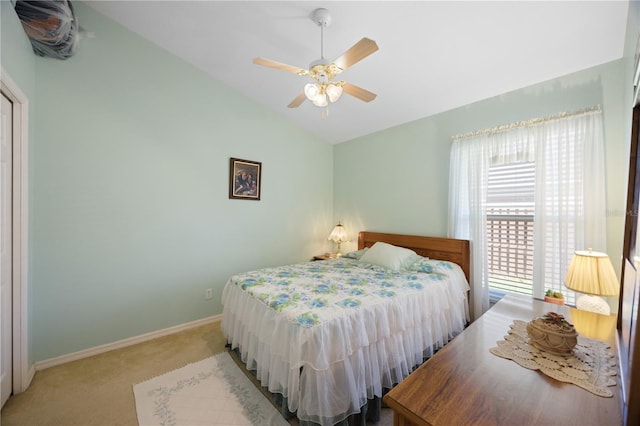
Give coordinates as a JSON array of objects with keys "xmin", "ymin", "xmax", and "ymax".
[
  {"xmin": 24, "ymin": 364, "xmax": 36, "ymax": 391},
  {"xmin": 34, "ymin": 315, "xmax": 222, "ymax": 371}
]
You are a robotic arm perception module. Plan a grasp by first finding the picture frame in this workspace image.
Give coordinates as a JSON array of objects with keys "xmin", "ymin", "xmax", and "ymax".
[{"xmin": 229, "ymin": 158, "xmax": 261, "ymax": 200}]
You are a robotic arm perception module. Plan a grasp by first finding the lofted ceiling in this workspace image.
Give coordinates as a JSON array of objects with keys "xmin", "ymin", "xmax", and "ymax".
[{"xmin": 83, "ymin": 1, "xmax": 629, "ymax": 144}]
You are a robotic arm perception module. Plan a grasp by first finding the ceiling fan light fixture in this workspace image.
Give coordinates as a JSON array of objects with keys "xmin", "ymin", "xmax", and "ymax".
[
  {"xmin": 326, "ymin": 83, "xmax": 343, "ymax": 103},
  {"xmin": 304, "ymin": 83, "xmax": 321, "ymax": 100},
  {"xmin": 312, "ymin": 93, "xmax": 328, "ymax": 107}
]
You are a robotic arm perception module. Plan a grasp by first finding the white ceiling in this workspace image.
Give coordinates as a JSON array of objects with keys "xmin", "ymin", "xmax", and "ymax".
[{"xmin": 83, "ymin": 1, "xmax": 629, "ymax": 144}]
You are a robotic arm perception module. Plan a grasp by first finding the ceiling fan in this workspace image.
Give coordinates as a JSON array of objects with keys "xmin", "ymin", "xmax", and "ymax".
[{"xmin": 253, "ymin": 8, "xmax": 379, "ymax": 109}]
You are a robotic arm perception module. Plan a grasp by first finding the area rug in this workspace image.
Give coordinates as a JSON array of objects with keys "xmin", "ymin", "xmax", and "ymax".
[{"xmin": 133, "ymin": 351, "xmax": 289, "ymax": 426}]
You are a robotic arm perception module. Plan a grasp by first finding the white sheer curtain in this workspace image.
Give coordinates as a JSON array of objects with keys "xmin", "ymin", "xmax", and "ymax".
[{"xmin": 448, "ymin": 109, "xmax": 606, "ymax": 320}]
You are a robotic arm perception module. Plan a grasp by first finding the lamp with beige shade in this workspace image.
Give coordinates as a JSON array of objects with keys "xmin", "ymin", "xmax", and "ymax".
[{"xmin": 563, "ymin": 250, "xmax": 620, "ymax": 315}]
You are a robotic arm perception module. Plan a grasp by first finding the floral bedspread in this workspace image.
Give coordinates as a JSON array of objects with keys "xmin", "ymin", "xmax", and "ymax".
[
  {"xmin": 222, "ymin": 256, "xmax": 470, "ymax": 425},
  {"xmin": 226, "ymin": 257, "xmax": 466, "ymax": 329}
]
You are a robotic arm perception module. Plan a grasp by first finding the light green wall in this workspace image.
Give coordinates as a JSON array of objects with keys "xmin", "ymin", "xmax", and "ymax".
[
  {"xmin": 335, "ymin": 60, "xmax": 628, "ymax": 279},
  {"xmin": 1, "ymin": 0, "xmax": 36, "ymax": 84},
  {"xmin": 1, "ymin": 0, "xmax": 38, "ymax": 367},
  {"xmin": 2, "ymin": 0, "xmax": 637, "ymax": 365},
  {"xmin": 23, "ymin": 3, "xmax": 333, "ymax": 362}
]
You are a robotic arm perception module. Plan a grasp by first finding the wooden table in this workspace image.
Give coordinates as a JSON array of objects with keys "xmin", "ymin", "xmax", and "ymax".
[{"xmin": 383, "ymin": 294, "xmax": 623, "ymax": 425}]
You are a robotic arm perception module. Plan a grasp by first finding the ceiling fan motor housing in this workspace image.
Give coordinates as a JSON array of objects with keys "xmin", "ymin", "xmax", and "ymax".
[
  {"xmin": 311, "ymin": 8, "xmax": 331, "ymax": 27},
  {"xmin": 309, "ymin": 61, "xmax": 342, "ymax": 82}
]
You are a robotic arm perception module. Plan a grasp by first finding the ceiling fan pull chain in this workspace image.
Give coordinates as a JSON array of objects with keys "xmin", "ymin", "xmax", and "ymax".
[{"xmin": 320, "ymin": 105, "xmax": 329, "ymax": 120}]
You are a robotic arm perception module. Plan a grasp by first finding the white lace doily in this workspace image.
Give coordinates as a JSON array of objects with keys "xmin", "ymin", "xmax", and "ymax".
[{"xmin": 489, "ymin": 320, "xmax": 617, "ymax": 397}]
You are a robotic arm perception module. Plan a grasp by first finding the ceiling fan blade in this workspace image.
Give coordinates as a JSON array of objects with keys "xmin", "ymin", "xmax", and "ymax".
[
  {"xmin": 342, "ymin": 82, "xmax": 377, "ymax": 103},
  {"xmin": 332, "ymin": 38, "xmax": 379, "ymax": 71},
  {"xmin": 253, "ymin": 57, "xmax": 308, "ymax": 76},
  {"xmin": 288, "ymin": 92, "xmax": 307, "ymax": 108}
]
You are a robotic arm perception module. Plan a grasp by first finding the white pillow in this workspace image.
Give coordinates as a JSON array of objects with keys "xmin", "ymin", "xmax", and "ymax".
[{"xmin": 359, "ymin": 242, "xmax": 418, "ymax": 271}]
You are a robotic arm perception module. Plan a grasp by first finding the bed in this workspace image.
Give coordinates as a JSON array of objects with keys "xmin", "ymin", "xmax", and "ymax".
[{"xmin": 221, "ymin": 231, "xmax": 471, "ymax": 425}]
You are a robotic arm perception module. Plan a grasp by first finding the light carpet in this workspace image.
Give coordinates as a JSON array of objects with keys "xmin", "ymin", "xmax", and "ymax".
[{"xmin": 134, "ymin": 351, "xmax": 289, "ymax": 426}]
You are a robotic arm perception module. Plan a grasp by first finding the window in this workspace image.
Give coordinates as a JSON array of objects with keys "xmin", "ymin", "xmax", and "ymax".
[
  {"xmin": 486, "ymin": 162, "xmax": 534, "ymax": 301},
  {"xmin": 449, "ymin": 108, "xmax": 605, "ymax": 319},
  {"xmin": 485, "ymin": 159, "xmax": 578, "ymax": 306}
]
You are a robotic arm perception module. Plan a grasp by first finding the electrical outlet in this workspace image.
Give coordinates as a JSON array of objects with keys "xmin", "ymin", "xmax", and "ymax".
[{"xmin": 205, "ymin": 288, "xmax": 213, "ymax": 300}]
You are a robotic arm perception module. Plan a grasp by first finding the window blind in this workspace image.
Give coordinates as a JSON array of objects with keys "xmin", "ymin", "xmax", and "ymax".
[{"xmin": 486, "ymin": 162, "xmax": 535, "ymax": 297}]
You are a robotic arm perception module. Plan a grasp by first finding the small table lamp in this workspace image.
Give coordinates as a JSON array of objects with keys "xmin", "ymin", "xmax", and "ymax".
[
  {"xmin": 563, "ymin": 250, "xmax": 619, "ymax": 315},
  {"xmin": 327, "ymin": 222, "xmax": 348, "ymax": 257}
]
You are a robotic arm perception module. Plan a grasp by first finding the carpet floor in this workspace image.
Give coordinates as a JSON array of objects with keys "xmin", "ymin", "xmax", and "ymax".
[
  {"xmin": 1, "ymin": 322, "xmax": 226, "ymax": 426},
  {"xmin": 1, "ymin": 320, "xmax": 392, "ymax": 426},
  {"xmin": 134, "ymin": 351, "xmax": 288, "ymax": 426}
]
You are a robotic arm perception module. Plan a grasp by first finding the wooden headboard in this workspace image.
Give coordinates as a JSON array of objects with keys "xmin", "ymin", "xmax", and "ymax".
[{"xmin": 358, "ymin": 231, "xmax": 471, "ymax": 282}]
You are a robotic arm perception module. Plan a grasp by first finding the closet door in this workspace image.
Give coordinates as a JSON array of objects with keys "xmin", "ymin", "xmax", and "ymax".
[{"xmin": 0, "ymin": 91, "xmax": 13, "ymax": 408}]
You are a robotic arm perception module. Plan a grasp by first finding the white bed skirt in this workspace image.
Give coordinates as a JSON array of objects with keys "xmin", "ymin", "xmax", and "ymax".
[{"xmin": 221, "ymin": 270, "xmax": 469, "ymax": 426}]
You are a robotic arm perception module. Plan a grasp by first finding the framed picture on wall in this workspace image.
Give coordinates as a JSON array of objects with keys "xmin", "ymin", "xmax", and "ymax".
[{"xmin": 229, "ymin": 158, "xmax": 261, "ymax": 200}]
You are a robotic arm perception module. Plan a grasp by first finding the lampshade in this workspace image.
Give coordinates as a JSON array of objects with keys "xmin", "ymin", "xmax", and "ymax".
[
  {"xmin": 328, "ymin": 223, "xmax": 348, "ymax": 243},
  {"xmin": 304, "ymin": 83, "xmax": 320, "ymax": 99},
  {"xmin": 305, "ymin": 82, "xmax": 328, "ymax": 107},
  {"xmin": 328, "ymin": 223, "xmax": 348, "ymax": 257},
  {"xmin": 326, "ymin": 83, "xmax": 343, "ymax": 103},
  {"xmin": 304, "ymin": 81, "xmax": 342, "ymax": 108},
  {"xmin": 564, "ymin": 250, "xmax": 619, "ymax": 296},
  {"xmin": 312, "ymin": 94, "xmax": 328, "ymax": 107},
  {"xmin": 563, "ymin": 250, "xmax": 619, "ymax": 315}
]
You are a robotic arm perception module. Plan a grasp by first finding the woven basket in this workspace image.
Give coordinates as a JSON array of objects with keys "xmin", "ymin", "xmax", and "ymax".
[{"xmin": 527, "ymin": 314, "xmax": 577, "ymax": 355}]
